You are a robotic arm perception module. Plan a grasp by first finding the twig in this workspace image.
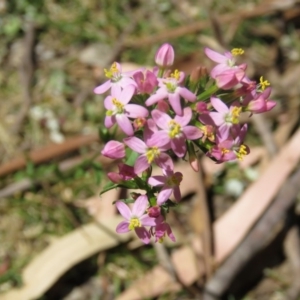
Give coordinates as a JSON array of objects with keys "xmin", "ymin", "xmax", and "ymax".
[
  {"xmin": 203, "ymin": 166, "xmax": 300, "ymax": 299},
  {"xmin": 284, "ymin": 226, "xmax": 300, "ymax": 300},
  {"xmin": 11, "ymin": 22, "xmax": 36, "ymax": 134},
  {"xmin": 0, "ymin": 134, "xmax": 99, "ymax": 177}
]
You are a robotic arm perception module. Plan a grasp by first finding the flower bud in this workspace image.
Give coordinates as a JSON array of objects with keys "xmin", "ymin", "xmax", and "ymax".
[
  {"xmin": 101, "ymin": 140, "xmax": 125, "ymax": 159},
  {"xmin": 155, "ymin": 43, "xmax": 175, "ymax": 67},
  {"xmin": 148, "ymin": 206, "xmax": 161, "ymax": 218}
]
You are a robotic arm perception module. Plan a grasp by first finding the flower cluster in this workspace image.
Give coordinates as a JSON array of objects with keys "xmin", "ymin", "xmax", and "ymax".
[{"xmin": 95, "ymin": 43, "xmax": 276, "ymax": 244}]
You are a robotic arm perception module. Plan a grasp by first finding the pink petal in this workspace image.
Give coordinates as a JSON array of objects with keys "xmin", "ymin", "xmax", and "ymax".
[
  {"xmin": 132, "ymin": 195, "xmax": 148, "ymax": 217},
  {"xmin": 116, "ymin": 201, "xmax": 131, "ymax": 219},
  {"xmin": 104, "ymin": 95, "xmax": 113, "ymax": 110},
  {"xmin": 120, "ymin": 85, "xmax": 135, "ymax": 104},
  {"xmin": 116, "ymin": 221, "xmax": 130, "ymax": 233},
  {"xmin": 151, "ymin": 110, "xmax": 171, "ymax": 129},
  {"xmin": 134, "ymin": 155, "xmax": 149, "ymax": 174},
  {"xmin": 148, "ymin": 175, "xmax": 166, "ymax": 186},
  {"xmin": 217, "ymin": 124, "xmax": 231, "ymax": 141},
  {"xmin": 116, "ymin": 114, "xmax": 134, "ymax": 136},
  {"xmin": 171, "ymin": 136, "xmax": 186, "ymax": 158},
  {"xmin": 178, "ymin": 87, "xmax": 196, "ymax": 102},
  {"xmin": 94, "ymin": 80, "xmax": 111, "ymax": 94},
  {"xmin": 157, "ymin": 187, "xmax": 173, "ymax": 205},
  {"xmin": 155, "ymin": 153, "xmax": 173, "ymax": 172},
  {"xmin": 205, "ymin": 47, "xmax": 228, "ymax": 63},
  {"xmin": 173, "ymin": 186, "xmax": 181, "ymax": 202},
  {"xmin": 125, "ymin": 104, "xmax": 149, "ymax": 118},
  {"xmin": 123, "ymin": 137, "xmax": 147, "ymax": 153},
  {"xmin": 174, "ymin": 107, "xmax": 192, "ymax": 126},
  {"xmin": 140, "ymin": 215, "xmax": 157, "ymax": 226},
  {"xmin": 146, "ymin": 90, "xmax": 168, "ymax": 106},
  {"xmin": 148, "ymin": 131, "xmax": 171, "ymax": 148},
  {"xmin": 183, "ymin": 126, "xmax": 203, "ymax": 140},
  {"xmin": 210, "ymin": 64, "xmax": 230, "ymax": 78},
  {"xmin": 211, "ymin": 97, "xmax": 229, "ymax": 113},
  {"xmin": 135, "ymin": 227, "xmax": 151, "ymax": 244},
  {"xmin": 209, "ymin": 112, "xmax": 225, "ymax": 126},
  {"xmin": 168, "ymin": 93, "xmax": 182, "ymax": 116},
  {"xmin": 104, "ymin": 115, "xmax": 115, "ymax": 128}
]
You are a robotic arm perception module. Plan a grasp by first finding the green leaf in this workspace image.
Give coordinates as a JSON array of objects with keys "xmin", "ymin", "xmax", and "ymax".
[
  {"xmin": 125, "ymin": 150, "xmax": 139, "ymax": 166},
  {"xmin": 100, "ymin": 180, "xmax": 139, "ymax": 195},
  {"xmin": 197, "ymin": 84, "xmax": 219, "ymax": 101}
]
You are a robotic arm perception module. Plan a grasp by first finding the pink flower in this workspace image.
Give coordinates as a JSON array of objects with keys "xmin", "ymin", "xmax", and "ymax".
[
  {"xmin": 210, "ymin": 124, "xmax": 249, "ymax": 162},
  {"xmin": 150, "ymin": 107, "xmax": 203, "ymax": 157},
  {"xmin": 209, "ymin": 96, "xmax": 241, "ymax": 140},
  {"xmin": 145, "ymin": 70, "xmax": 196, "ymax": 116},
  {"xmin": 104, "ymin": 85, "xmax": 149, "ymax": 136},
  {"xmin": 148, "ymin": 169, "xmax": 182, "ymax": 205},
  {"xmin": 155, "ymin": 43, "xmax": 175, "ymax": 67},
  {"xmin": 153, "ymin": 220, "xmax": 176, "ymax": 243},
  {"xmin": 123, "ymin": 120, "xmax": 173, "ymax": 174},
  {"xmin": 116, "ymin": 195, "xmax": 158, "ymax": 244},
  {"xmin": 94, "ymin": 62, "xmax": 138, "ymax": 94},
  {"xmin": 133, "ymin": 70, "xmax": 158, "ymax": 94},
  {"xmin": 243, "ymin": 87, "xmax": 276, "ymax": 114},
  {"xmin": 205, "ymin": 47, "xmax": 246, "ymax": 89},
  {"xmin": 101, "ymin": 140, "xmax": 125, "ymax": 159},
  {"xmin": 107, "ymin": 163, "xmax": 136, "ymax": 183}
]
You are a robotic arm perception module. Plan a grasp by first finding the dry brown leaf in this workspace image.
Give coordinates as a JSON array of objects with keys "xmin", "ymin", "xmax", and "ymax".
[{"xmin": 1, "ymin": 217, "xmax": 132, "ymax": 300}]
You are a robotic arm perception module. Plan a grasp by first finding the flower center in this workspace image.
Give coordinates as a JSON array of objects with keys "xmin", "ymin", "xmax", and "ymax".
[
  {"xmin": 166, "ymin": 173, "xmax": 183, "ymax": 187},
  {"xmin": 146, "ymin": 147, "xmax": 160, "ymax": 164},
  {"xmin": 221, "ymin": 148, "xmax": 230, "ymax": 155},
  {"xmin": 226, "ymin": 106, "xmax": 242, "ymax": 124},
  {"xmin": 112, "ymin": 97, "xmax": 124, "ymax": 114},
  {"xmin": 104, "ymin": 62, "xmax": 121, "ymax": 82},
  {"xmin": 128, "ymin": 217, "xmax": 141, "ymax": 230},
  {"xmin": 168, "ymin": 120, "xmax": 181, "ymax": 138},
  {"xmin": 236, "ymin": 144, "xmax": 248, "ymax": 160}
]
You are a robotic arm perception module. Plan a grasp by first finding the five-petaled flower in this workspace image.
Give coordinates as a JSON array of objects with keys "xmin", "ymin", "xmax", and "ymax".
[
  {"xmin": 104, "ymin": 85, "xmax": 149, "ymax": 136},
  {"xmin": 116, "ymin": 195, "xmax": 159, "ymax": 244}
]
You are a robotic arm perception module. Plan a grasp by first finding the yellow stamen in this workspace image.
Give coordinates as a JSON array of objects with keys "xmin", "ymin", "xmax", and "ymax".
[
  {"xmin": 128, "ymin": 217, "xmax": 141, "ymax": 230},
  {"xmin": 230, "ymin": 106, "xmax": 242, "ymax": 124},
  {"xmin": 104, "ymin": 62, "xmax": 119, "ymax": 78},
  {"xmin": 112, "ymin": 97, "xmax": 124, "ymax": 113},
  {"xmin": 146, "ymin": 147, "xmax": 160, "ymax": 164},
  {"xmin": 231, "ymin": 48, "xmax": 244, "ymax": 56},
  {"xmin": 170, "ymin": 69, "xmax": 180, "ymax": 81},
  {"xmin": 259, "ymin": 76, "xmax": 270, "ymax": 91},
  {"xmin": 236, "ymin": 144, "xmax": 247, "ymax": 160},
  {"xmin": 221, "ymin": 148, "xmax": 229, "ymax": 155},
  {"xmin": 168, "ymin": 120, "xmax": 181, "ymax": 138}
]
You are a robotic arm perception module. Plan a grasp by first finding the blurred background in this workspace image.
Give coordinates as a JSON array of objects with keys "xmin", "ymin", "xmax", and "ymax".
[{"xmin": 1, "ymin": 0, "xmax": 300, "ymax": 299}]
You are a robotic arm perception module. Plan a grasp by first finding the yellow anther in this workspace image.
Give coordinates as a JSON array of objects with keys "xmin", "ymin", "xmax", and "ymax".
[
  {"xmin": 236, "ymin": 144, "xmax": 248, "ymax": 161},
  {"xmin": 168, "ymin": 120, "xmax": 181, "ymax": 138},
  {"xmin": 146, "ymin": 147, "xmax": 160, "ymax": 164},
  {"xmin": 112, "ymin": 97, "xmax": 124, "ymax": 113},
  {"xmin": 128, "ymin": 217, "xmax": 141, "ymax": 230},
  {"xmin": 104, "ymin": 62, "xmax": 119, "ymax": 78},
  {"xmin": 221, "ymin": 148, "xmax": 229, "ymax": 155},
  {"xmin": 231, "ymin": 106, "xmax": 242, "ymax": 124},
  {"xmin": 259, "ymin": 76, "xmax": 270, "ymax": 91},
  {"xmin": 170, "ymin": 69, "xmax": 180, "ymax": 81},
  {"xmin": 231, "ymin": 48, "xmax": 244, "ymax": 56}
]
